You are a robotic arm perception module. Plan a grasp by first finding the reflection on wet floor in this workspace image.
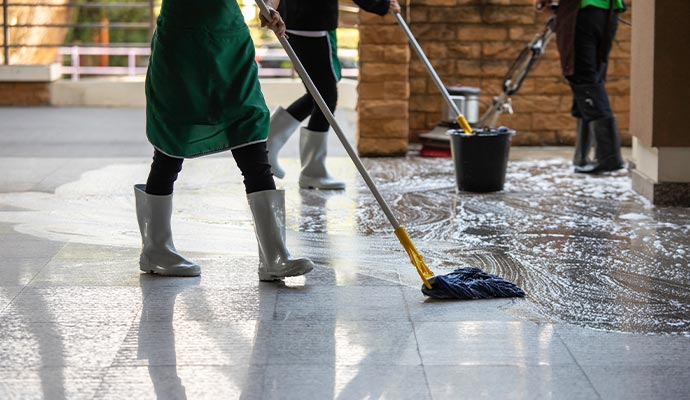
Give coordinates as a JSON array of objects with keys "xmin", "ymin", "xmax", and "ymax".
[
  {"xmin": 299, "ymin": 157, "xmax": 690, "ymax": 335},
  {"xmin": 1, "ymin": 154, "xmax": 688, "ymax": 336}
]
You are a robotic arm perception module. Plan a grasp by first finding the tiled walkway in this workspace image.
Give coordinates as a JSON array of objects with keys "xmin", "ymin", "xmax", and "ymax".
[{"xmin": 1, "ymin": 108, "xmax": 689, "ymax": 399}]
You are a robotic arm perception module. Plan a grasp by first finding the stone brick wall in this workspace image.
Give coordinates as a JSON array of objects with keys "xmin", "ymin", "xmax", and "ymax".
[
  {"xmin": 0, "ymin": 82, "xmax": 51, "ymax": 106},
  {"xmin": 357, "ymin": 2, "xmax": 412, "ymax": 156},
  {"xmin": 357, "ymin": 0, "xmax": 632, "ymax": 154}
]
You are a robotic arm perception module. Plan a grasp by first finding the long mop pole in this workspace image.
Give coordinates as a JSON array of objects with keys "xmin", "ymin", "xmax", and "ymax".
[
  {"xmin": 254, "ymin": 1, "xmax": 434, "ymax": 288},
  {"xmin": 393, "ymin": 13, "xmax": 473, "ymax": 134}
]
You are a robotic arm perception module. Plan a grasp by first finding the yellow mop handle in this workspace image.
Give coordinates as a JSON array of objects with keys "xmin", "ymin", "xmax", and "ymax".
[
  {"xmin": 395, "ymin": 226, "xmax": 434, "ymax": 289},
  {"xmin": 255, "ymin": 0, "xmax": 437, "ymax": 289},
  {"xmin": 456, "ymin": 115, "xmax": 473, "ymax": 134},
  {"xmin": 395, "ymin": 13, "xmax": 473, "ymax": 135}
]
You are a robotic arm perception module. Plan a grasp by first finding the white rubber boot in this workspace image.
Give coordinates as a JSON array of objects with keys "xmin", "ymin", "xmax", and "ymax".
[
  {"xmin": 267, "ymin": 107, "xmax": 301, "ymax": 179},
  {"xmin": 246, "ymin": 189, "xmax": 314, "ymax": 281},
  {"xmin": 134, "ymin": 184, "xmax": 200, "ymax": 277},
  {"xmin": 298, "ymin": 127, "xmax": 345, "ymax": 190}
]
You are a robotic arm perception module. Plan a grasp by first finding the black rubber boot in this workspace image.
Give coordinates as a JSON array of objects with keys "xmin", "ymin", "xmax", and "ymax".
[
  {"xmin": 574, "ymin": 117, "xmax": 624, "ymax": 174},
  {"xmin": 572, "ymin": 118, "xmax": 593, "ymax": 168}
]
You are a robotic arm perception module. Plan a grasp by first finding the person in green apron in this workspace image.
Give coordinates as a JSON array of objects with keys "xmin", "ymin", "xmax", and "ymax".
[
  {"xmin": 267, "ymin": 0, "xmax": 400, "ymax": 190},
  {"xmin": 538, "ymin": 0, "xmax": 626, "ymax": 173},
  {"xmin": 134, "ymin": 0, "xmax": 314, "ymax": 281}
]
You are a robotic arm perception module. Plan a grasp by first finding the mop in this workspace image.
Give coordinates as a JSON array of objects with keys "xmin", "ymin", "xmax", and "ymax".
[
  {"xmin": 256, "ymin": 2, "xmax": 524, "ymax": 299},
  {"xmin": 395, "ymin": 12, "xmax": 524, "ymax": 299}
]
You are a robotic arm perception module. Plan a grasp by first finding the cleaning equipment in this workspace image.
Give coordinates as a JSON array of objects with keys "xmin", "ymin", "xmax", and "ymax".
[
  {"xmin": 422, "ymin": 267, "xmax": 524, "ymax": 299},
  {"xmin": 394, "ymin": 13, "xmax": 473, "ymax": 134},
  {"xmin": 477, "ymin": 3, "xmax": 558, "ymax": 128},
  {"xmin": 396, "ymin": 12, "xmax": 516, "ymax": 194},
  {"xmin": 416, "ymin": 3, "xmax": 558, "ymax": 157},
  {"xmin": 256, "ymin": 2, "xmax": 523, "ymax": 299},
  {"xmin": 449, "ymin": 127, "xmax": 515, "ymax": 192}
]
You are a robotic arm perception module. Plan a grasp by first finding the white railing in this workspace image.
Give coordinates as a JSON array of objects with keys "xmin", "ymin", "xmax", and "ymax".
[
  {"xmin": 58, "ymin": 46, "xmax": 150, "ymax": 81},
  {"xmin": 58, "ymin": 46, "xmax": 358, "ymax": 80}
]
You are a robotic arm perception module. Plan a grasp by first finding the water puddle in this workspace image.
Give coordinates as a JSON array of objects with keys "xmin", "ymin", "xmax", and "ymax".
[
  {"xmin": 331, "ymin": 157, "xmax": 690, "ymax": 335},
  {"xmin": 1, "ymin": 156, "xmax": 688, "ymax": 335}
]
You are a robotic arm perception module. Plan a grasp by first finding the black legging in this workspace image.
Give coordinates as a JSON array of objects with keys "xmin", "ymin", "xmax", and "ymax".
[
  {"xmin": 285, "ymin": 34, "xmax": 338, "ymax": 132},
  {"xmin": 145, "ymin": 142, "xmax": 276, "ymax": 195}
]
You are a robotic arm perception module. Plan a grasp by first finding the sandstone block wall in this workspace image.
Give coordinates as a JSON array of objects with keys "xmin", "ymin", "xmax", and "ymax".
[
  {"xmin": 0, "ymin": 82, "xmax": 51, "ymax": 106},
  {"xmin": 357, "ymin": 0, "xmax": 632, "ymax": 154}
]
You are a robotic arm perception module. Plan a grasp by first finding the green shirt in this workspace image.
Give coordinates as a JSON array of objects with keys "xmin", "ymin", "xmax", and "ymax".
[{"xmin": 581, "ymin": 0, "xmax": 624, "ymax": 10}]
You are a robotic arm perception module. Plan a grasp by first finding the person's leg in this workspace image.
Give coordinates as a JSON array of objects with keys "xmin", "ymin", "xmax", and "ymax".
[
  {"xmin": 286, "ymin": 93, "xmax": 315, "ymax": 122},
  {"xmin": 568, "ymin": 7, "xmax": 612, "ymax": 122},
  {"xmin": 145, "ymin": 149, "xmax": 184, "ymax": 195},
  {"xmin": 232, "ymin": 142, "xmax": 314, "ymax": 280},
  {"xmin": 266, "ymin": 94, "xmax": 310, "ymax": 179},
  {"xmin": 134, "ymin": 149, "xmax": 200, "ymax": 276},
  {"xmin": 568, "ymin": 7, "xmax": 623, "ymax": 173},
  {"xmin": 300, "ymin": 36, "xmax": 338, "ymax": 133},
  {"xmin": 288, "ymin": 35, "xmax": 344, "ymax": 189},
  {"xmin": 571, "ymin": 97, "xmax": 593, "ymax": 167},
  {"xmin": 265, "ymin": 36, "xmax": 321, "ymax": 179},
  {"xmin": 231, "ymin": 141, "xmax": 275, "ymax": 194}
]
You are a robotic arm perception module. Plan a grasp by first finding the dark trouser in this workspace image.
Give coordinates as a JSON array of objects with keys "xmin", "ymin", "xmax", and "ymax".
[
  {"xmin": 285, "ymin": 34, "xmax": 338, "ymax": 133},
  {"xmin": 145, "ymin": 142, "xmax": 276, "ymax": 195},
  {"xmin": 567, "ymin": 6, "xmax": 618, "ymax": 122}
]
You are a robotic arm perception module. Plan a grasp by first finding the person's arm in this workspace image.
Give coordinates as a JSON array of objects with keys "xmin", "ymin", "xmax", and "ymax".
[
  {"xmin": 259, "ymin": 0, "xmax": 286, "ymax": 37},
  {"xmin": 353, "ymin": 0, "xmax": 400, "ymax": 16}
]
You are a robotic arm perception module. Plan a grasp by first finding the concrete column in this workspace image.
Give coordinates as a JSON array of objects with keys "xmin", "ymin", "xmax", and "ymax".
[{"xmin": 630, "ymin": 0, "xmax": 690, "ymax": 206}]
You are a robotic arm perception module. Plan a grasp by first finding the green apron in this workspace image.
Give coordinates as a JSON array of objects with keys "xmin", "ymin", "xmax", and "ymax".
[
  {"xmin": 145, "ymin": 0, "xmax": 269, "ymax": 158},
  {"xmin": 327, "ymin": 30, "xmax": 342, "ymax": 82}
]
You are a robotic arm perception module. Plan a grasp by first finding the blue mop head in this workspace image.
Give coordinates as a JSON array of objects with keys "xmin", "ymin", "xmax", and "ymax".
[{"xmin": 422, "ymin": 267, "xmax": 525, "ymax": 300}]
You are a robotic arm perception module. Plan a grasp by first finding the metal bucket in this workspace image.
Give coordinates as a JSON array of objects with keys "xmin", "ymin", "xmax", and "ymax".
[{"xmin": 443, "ymin": 86, "xmax": 481, "ymax": 125}]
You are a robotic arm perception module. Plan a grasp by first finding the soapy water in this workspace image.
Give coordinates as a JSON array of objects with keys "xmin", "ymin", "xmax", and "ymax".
[
  {"xmin": 299, "ymin": 157, "xmax": 690, "ymax": 335},
  {"xmin": 0, "ymin": 156, "xmax": 687, "ymax": 334}
]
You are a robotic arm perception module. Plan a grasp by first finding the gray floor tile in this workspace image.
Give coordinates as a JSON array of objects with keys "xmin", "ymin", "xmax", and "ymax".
[
  {"xmin": 0, "ymin": 158, "xmax": 68, "ymax": 192},
  {"xmin": 273, "ymin": 286, "xmax": 407, "ymax": 321},
  {"xmin": 139, "ymin": 285, "xmax": 278, "ymax": 322},
  {"xmin": 0, "ymin": 236, "xmax": 65, "ymax": 259},
  {"xmin": 261, "ymin": 365, "xmax": 431, "ymax": 400},
  {"xmin": 29, "ymin": 256, "xmax": 144, "ymax": 287},
  {"xmin": 0, "ymin": 368, "xmax": 104, "ymax": 400},
  {"xmin": 403, "ymin": 287, "xmax": 523, "ymax": 322},
  {"xmin": 290, "ymin": 262, "xmax": 402, "ymax": 287},
  {"xmin": 0, "ymin": 286, "xmax": 23, "ymax": 311},
  {"xmin": 425, "ymin": 365, "xmax": 600, "ymax": 400},
  {"xmin": 111, "ymin": 320, "xmax": 266, "ymax": 367},
  {"xmin": 415, "ymin": 321, "xmax": 576, "ymax": 366},
  {"xmin": 584, "ymin": 365, "xmax": 690, "ymax": 400},
  {"xmin": 259, "ymin": 320, "xmax": 421, "ymax": 366},
  {"xmin": 1, "ymin": 286, "xmax": 142, "ymax": 323},
  {"xmin": 556, "ymin": 325, "xmax": 690, "ymax": 366},
  {"xmin": 33, "ymin": 158, "xmax": 143, "ymax": 193},
  {"xmin": 0, "ymin": 106, "xmax": 688, "ymax": 399},
  {"xmin": 93, "ymin": 365, "xmax": 264, "ymax": 400},
  {"xmin": 183, "ymin": 255, "xmax": 272, "ymax": 289},
  {"xmin": 0, "ymin": 320, "xmax": 130, "ymax": 368},
  {"xmin": 52, "ymin": 242, "xmax": 140, "ymax": 261},
  {"xmin": 0, "ymin": 257, "xmax": 54, "ymax": 287}
]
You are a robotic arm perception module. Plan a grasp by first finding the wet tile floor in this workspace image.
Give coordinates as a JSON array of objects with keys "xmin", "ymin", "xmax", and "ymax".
[{"xmin": 1, "ymin": 108, "xmax": 690, "ymax": 399}]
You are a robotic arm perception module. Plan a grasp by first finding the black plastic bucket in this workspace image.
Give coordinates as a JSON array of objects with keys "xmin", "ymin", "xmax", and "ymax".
[{"xmin": 448, "ymin": 127, "xmax": 515, "ymax": 192}]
